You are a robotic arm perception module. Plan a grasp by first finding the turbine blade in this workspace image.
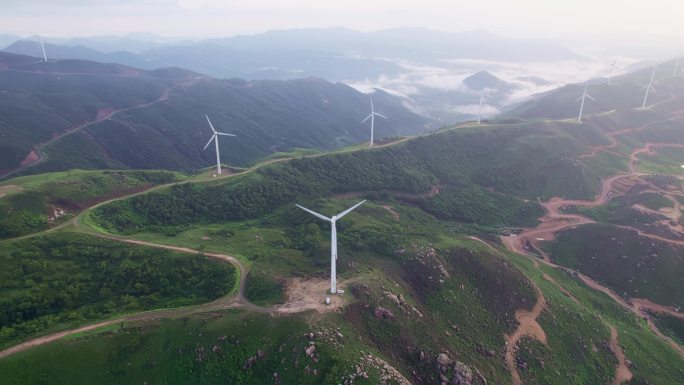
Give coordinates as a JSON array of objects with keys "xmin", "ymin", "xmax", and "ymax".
[
  {"xmin": 586, "ymin": 94, "xmax": 595, "ymax": 101},
  {"xmin": 370, "ymin": 98, "xmax": 374, "ymax": 113},
  {"xmin": 576, "ymin": 96, "xmax": 583, "ymax": 103},
  {"xmin": 217, "ymin": 132, "xmax": 236, "ymax": 136},
  {"xmin": 362, "ymin": 114, "xmax": 372, "ymax": 123},
  {"xmin": 203, "ymin": 135, "xmax": 215, "ymax": 150},
  {"xmin": 336, "ymin": 200, "xmax": 366, "ymax": 220},
  {"xmin": 205, "ymin": 114, "xmax": 217, "ymax": 133},
  {"xmin": 374, "ymin": 113, "xmax": 388, "ymax": 119},
  {"xmin": 295, "ymin": 204, "xmax": 331, "ymax": 222}
]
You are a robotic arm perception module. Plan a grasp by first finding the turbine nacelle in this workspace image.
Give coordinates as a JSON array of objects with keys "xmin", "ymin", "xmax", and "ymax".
[
  {"xmin": 362, "ymin": 98, "xmax": 387, "ymax": 147},
  {"xmin": 203, "ymin": 115, "xmax": 235, "ymax": 175}
]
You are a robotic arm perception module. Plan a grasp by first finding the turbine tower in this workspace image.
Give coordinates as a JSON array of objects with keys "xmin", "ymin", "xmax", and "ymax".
[
  {"xmin": 477, "ymin": 93, "xmax": 485, "ymax": 125},
  {"xmin": 361, "ymin": 99, "xmax": 387, "ymax": 147},
  {"xmin": 641, "ymin": 67, "xmax": 656, "ymax": 110},
  {"xmin": 608, "ymin": 59, "xmax": 617, "ymax": 85},
  {"xmin": 675, "ymin": 58, "xmax": 680, "ymax": 76},
  {"xmin": 39, "ymin": 38, "xmax": 47, "ymax": 62},
  {"xmin": 576, "ymin": 85, "xmax": 594, "ymax": 123},
  {"xmin": 203, "ymin": 115, "xmax": 235, "ymax": 175},
  {"xmin": 295, "ymin": 200, "xmax": 366, "ymax": 294}
]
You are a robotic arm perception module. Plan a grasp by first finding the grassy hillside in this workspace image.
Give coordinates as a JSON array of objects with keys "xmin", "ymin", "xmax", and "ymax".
[
  {"xmin": 544, "ymin": 224, "xmax": 684, "ymax": 308},
  {"xmin": 0, "ymin": 169, "xmax": 182, "ymax": 239},
  {"xmin": 0, "ymin": 310, "xmax": 408, "ymax": 385},
  {"xmin": 507, "ymin": 62, "xmax": 684, "ymax": 121},
  {"xmin": 0, "ymin": 52, "xmax": 431, "ymax": 176},
  {"xmin": 2, "ymin": 58, "xmax": 684, "ymax": 384},
  {"xmin": 0, "ymin": 232, "xmax": 237, "ymax": 349}
]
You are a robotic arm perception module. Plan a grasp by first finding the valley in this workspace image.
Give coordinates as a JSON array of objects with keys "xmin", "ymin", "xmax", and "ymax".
[{"xmin": 0, "ymin": 49, "xmax": 683, "ymax": 384}]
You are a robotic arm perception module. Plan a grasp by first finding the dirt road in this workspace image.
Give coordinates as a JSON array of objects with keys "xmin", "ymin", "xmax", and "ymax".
[
  {"xmin": 0, "ymin": 76, "xmax": 202, "ymax": 179},
  {"xmin": 501, "ymin": 123, "xmax": 684, "ymax": 362},
  {"xmin": 504, "ymin": 282, "xmax": 547, "ymax": 385}
]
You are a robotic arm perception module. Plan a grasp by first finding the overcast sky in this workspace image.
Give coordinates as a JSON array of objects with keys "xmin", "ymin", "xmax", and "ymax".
[{"xmin": 2, "ymin": 0, "xmax": 683, "ymax": 46}]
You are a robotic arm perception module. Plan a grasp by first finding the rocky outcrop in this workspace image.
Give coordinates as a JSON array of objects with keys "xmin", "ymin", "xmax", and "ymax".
[
  {"xmin": 437, "ymin": 352, "xmax": 474, "ymax": 385},
  {"xmin": 374, "ymin": 307, "xmax": 395, "ymax": 320}
]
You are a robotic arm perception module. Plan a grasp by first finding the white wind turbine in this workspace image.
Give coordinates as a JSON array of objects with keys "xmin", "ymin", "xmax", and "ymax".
[
  {"xmin": 39, "ymin": 38, "xmax": 47, "ymax": 62},
  {"xmin": 641, "ymin": 66, "xmax": 656, "ymax": 110},
  {"xmin": 362, "ymin": 99, "xmax": 387, "ymax": 147},
  {"xmin": 576, "ymin": 85, "xmax": 594, "ymax": 123},
  {"xmin": 674, "ymin": 58, "xmax": 680, "ymax": 76},
  {"xmin": 203, "ymin": 115, "xmax": 235, "ymax": 175},
  {"xmin": 477, "ymin": 93, "xmax": 485, "ymax": 125},
  {"xmin": 608, "ymin": 59, "xmax": 617, "ymax": 85},
  {"xmin": 295, "ymin": 200, "xmax": 366, "ymax": 294}
]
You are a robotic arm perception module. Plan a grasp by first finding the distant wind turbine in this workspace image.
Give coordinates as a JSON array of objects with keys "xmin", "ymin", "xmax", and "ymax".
[
  {"xmin": 39, "ymin": 38, "xmax": 47, "ymax": 62},
  {"xmin": 674, "ymin": 58, "xmax": 681, "ymax": 76},
  {"xmin": 477, "ymin": 93, "xmax": 485, "ymax": 125},
  {"xmin": 295, "ymin": 200, "xmax": 366, "ymax": 294},
  {"xmin": 641, "ymin": 67, "xmax": 656, "ymax": 110},
  {"xmin": 203, "ymin": 115, "xmax": 235, "ymax": 175},
  {"xmin": 576, "ymin": 85, "xmax": 594, "ymax": 123},
  {"xmin": 361, "ymin": 99, "xmax": 387, "ymax": 147},
  {"xmin": 608, "ymin": 59, "xmax": 617, "ymax": 85}
]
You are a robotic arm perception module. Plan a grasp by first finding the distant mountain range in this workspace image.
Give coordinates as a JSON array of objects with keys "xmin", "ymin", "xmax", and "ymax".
[
  {"xmin": 1, "ymin": 28, "xmax": 592, "ymax": 124},
  {"xmin": 3, "ymin": 28, "xmax": 581, "ymax": 81},
  {"xmin": 0, "ymin": 52, "xmax": 431, "ymax": 177}
]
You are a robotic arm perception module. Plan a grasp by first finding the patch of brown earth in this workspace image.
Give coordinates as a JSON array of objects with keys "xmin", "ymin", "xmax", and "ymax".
[
  {"xmin": 504, "ymin": 282, "xmax": 547, "ymax": 385},
  {"xmin": 95, "ymin": 107, "xmax": 116, "ymax": 120},
  {"xmin": 608, "ymin": 325, "xmax": 633, "ymax": 385},
  {"xmin": 0, "ymin": 184, "xmax": 23, "ymax": 198},
  {"xmin": 277, "ymin": 277, "xmax": 346, "ymax": 314},
  {"xmin": 19, "ymin": 150, "xmax": 40, "ymax": 167},
  {"xmin": 381, "ymin": 205, "xmax": 400, "ymax": 221}
]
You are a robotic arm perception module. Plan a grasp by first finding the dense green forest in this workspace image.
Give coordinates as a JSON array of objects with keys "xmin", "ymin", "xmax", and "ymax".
[
  {"xmin": 0, "ymin": 232, "xmax": 236, "ymax": 348},
  {"xmin": 0, "ymin": 170, "xmax": 181, "ymax": 239},
  {"xmin": 91, "ymin": 119, "xmax": 632, "ymax": 236}
]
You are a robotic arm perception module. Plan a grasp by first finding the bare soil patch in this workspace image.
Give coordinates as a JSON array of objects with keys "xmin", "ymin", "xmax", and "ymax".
[
  {"xmin": 0, "ymin": 184, "xmax": 23, "ymax": 199},
  {"xmin": 277, "ymin": 277, "xmax": 346, "ymax": 314}
]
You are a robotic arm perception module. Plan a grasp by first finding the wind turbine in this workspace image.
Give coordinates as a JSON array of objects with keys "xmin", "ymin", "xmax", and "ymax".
[
  {"xmin": 39, "ymin": 38, "xmax": 47, "ymax": 62},
  {"xmin": 674, "ymin": 58, "xmax": 681, "ymax": 76},
  {"xmin": 576, "ymin": 85, "xmax": 594, "ymax": 123},
  {"xmin": 477, "ymin": 93, "xmax": 485, "ymax": 125},
  {"xmin": 361, "ymin": 99, "xmax": 387, "ymax": 147},
  {"xmin": 203, "ymin": 115, "xmax": 235, "ymax": 175},
  {"xmin": 608, "ymin": 59, "xmax": 617, "ymax": 85},
  {"xmin": 295, "ymin": 200, "xmax": 366, "ymax": 294},
  {"xmin": 641, "ymin": 66, "xmax": 656, "ymax": 110}
]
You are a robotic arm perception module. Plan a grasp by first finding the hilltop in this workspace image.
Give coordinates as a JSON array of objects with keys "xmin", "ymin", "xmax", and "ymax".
[
  {"xmin": 0, "ymin": 52, "xmax": 431, "ymax": 177},
  {"xmin": 0, "ymin": 58, "xmax": 683, "ymax": 385}
]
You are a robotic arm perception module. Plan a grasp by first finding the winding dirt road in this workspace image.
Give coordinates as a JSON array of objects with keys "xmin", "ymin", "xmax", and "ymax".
[
  {"xmin": 608, "ymin": 325, "xmax": 634, "ymax": 385},
  {"xmin": 501, "ymin": 113, "xmax": 684, "ymax": 367},
  {"xmin": 0, "ymin": 131, "xmax": 418, "ymax": 359},
  {"xmin": 0, "ymin": 75, "xmax": 202, "ymax": 179},
  {"xmin": 504, "ymin": 282, "xmax": 547, "ymax": 385}
]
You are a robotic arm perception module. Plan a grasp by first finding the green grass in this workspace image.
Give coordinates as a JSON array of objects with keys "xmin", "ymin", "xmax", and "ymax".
[
  {"xmin": 505, "ymin": 251, "xmax": 684, "ymax": 385},
  {"xmin": 0, "ymin": 310, "xmax": 392, "ymax": 385},
  {"xmin": 245, "ymin": 272, "xmax": 285, "ymax": 306},
  {"xmin": 544, "ymin": 223, "xmax": 684, "ymax": 308},
  {"xmin": 635, "ymin": 146, "xmax": 684, "ymax": 175},
  {"xmin": 0, "ymin": 231, "xmax": 237, "ymax": 349},
  {"xmin": 650, "ymin": 313, "xmax": 684, "ymax": 346},
  {"xmin": 0, "ymin": 169, "xmax": 183, "ymax": 239}
]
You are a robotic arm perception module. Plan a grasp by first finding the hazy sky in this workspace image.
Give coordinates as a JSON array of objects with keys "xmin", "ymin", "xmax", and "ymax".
[{"xmin": 2, "ymin": 0, "xmax": 683, "ymax": 44}]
